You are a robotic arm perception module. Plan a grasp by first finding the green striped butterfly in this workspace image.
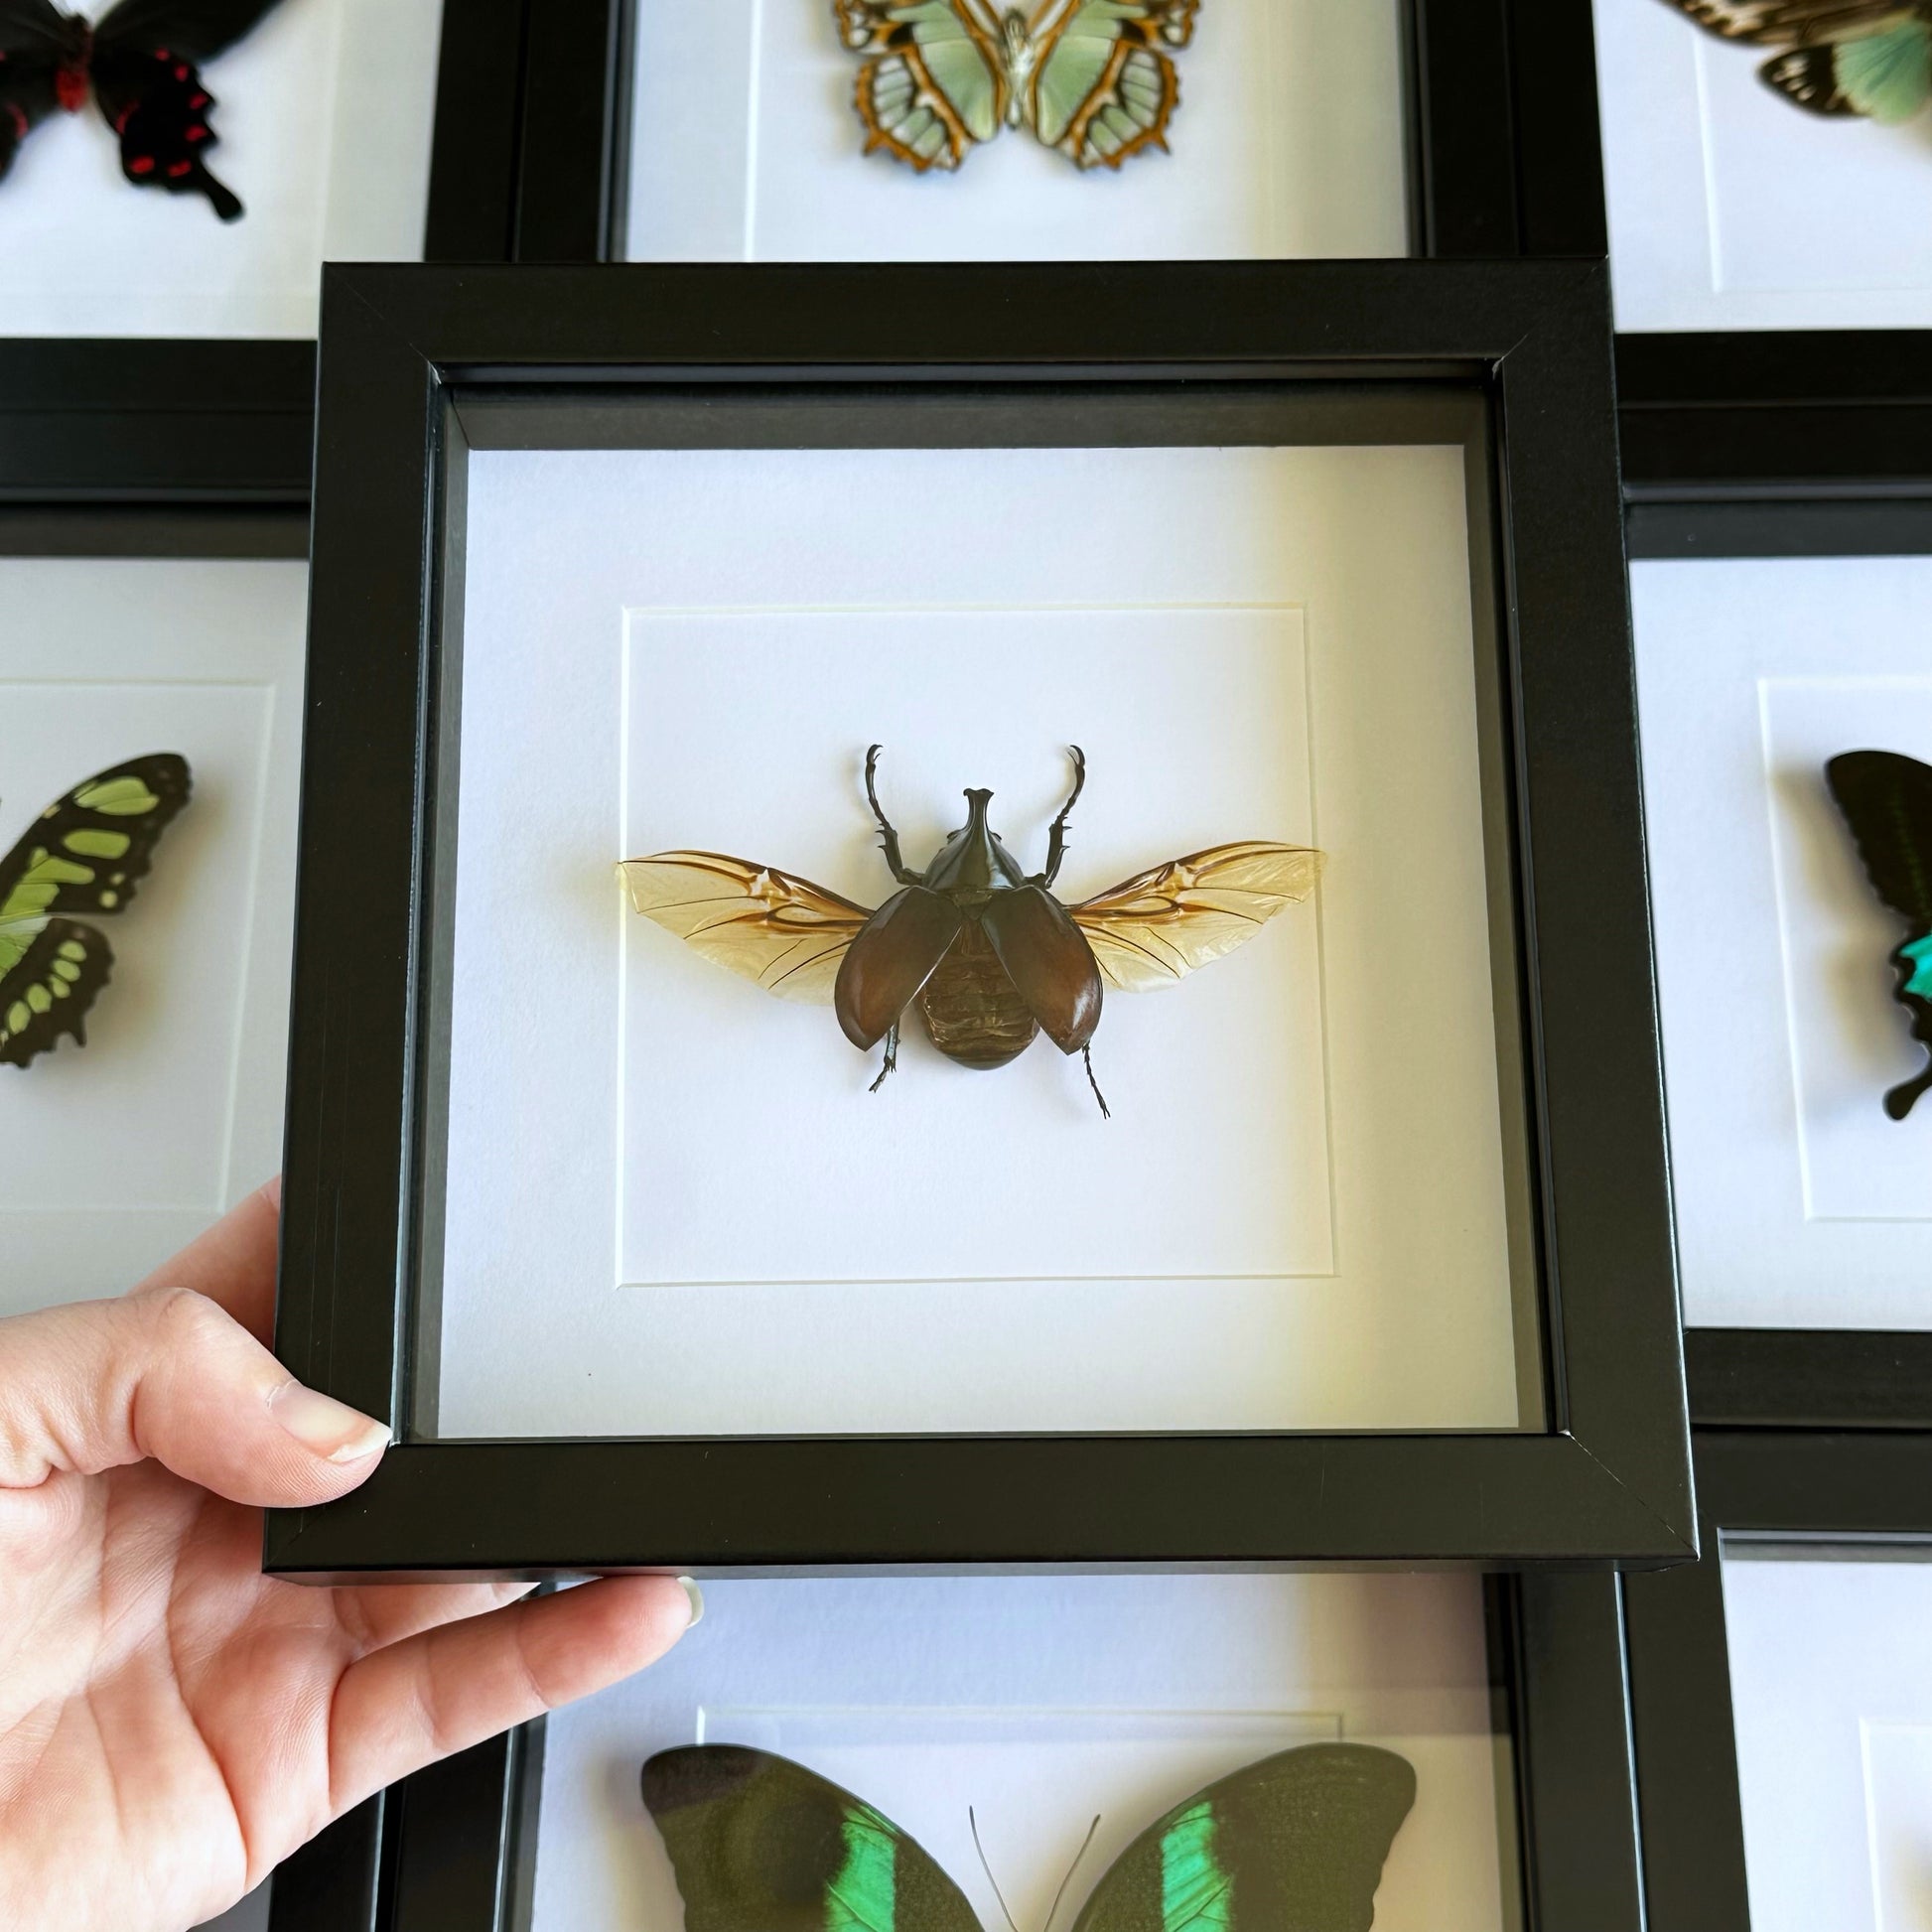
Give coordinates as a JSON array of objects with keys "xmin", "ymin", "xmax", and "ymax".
[
  {"xmin": 1656, "ymin": 3, "xmax": 1932, "ymax": 124},
  {"xmin": 0, "ymin": 754, "xmax": 192, "ymax": 1069},
  {"xmin": 834, "ymin": 0, "xmax": 1200, "ymax": 172},
  {"xmin": 643, "ymin": 1741, "xmax": 1416, "ymax": 1932}
]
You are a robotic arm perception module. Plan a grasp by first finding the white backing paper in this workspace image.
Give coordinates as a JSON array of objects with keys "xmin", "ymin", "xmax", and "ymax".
[
  {"xmin": 0, "ymin": 0, "xmax": 444, "ymax": 339},
  {"xmin": 1633, "ymin": 556, "xmax": 1932, "ymax": 1328},
  {"xmin": 531, "ymin": 1573, "xmax": 1510, "ymax": 1932},
  {"xmin": 1595, "ymin": 0, "xmax": 1932, "ymax": 331},
  {"xmin": 0, "ymin": 559, "xmax": 305, "ymax": 1311},
  {"xmin": 624, "ymin": 0, "xmax": 1407, "ymax": 262},
  {"xmin": 1725, "ymin": 1552, "xmax": 1932, "ymax": 1932},
  {"xmin": 435, "ymin": 442, "xmax": 1521, "ymax": 1438}
]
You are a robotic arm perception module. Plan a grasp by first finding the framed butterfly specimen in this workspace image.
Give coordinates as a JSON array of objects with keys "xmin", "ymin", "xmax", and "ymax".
[
  {"xmin": 832, "ymin": 0, "xmax": 1200, "ymax": 172},
  {"xmin": 621, "ymin": 745, "xmax": 1319, "ymax": 1116},
  {"xmin": 1652, "ymin": 2, "xmax": 1932, "ymax": 125},
  {"xmin": 0, "ymin": 753, "xmax": 191, "ymax": 1068},
  {"xmin": 642, "ymin": 1742, "xmax": 1416, "ymax": 1932},
  {"xmin": 0, "ymin": 0, "xmax": 288, "ymax": 219},
  {"xmin": 1825, "ymin": 749, "xmax": 1932, "ymax": 1120}
]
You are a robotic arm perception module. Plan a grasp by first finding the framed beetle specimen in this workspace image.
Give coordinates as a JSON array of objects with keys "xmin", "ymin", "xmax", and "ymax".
[
  {"xmin": 263, "ymin": 255, "xmax": 1688, "ymax": 1578},
  {"xmin": 270, "ymin": 1573, "xmax": 1646, "ymax": 1932}
]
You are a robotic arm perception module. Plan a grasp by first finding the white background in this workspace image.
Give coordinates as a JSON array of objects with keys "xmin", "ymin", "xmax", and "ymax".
[
  {"xmin": 0, "ymin": 560, "xmax": 305, "ymax": 1312},
  {"xmin": 1726, "ymin": 1553, "xmax": 1932, "ymax": 1931},
  {"xmin": 625, "ymin": 0, "xmax": 1407, "ymax": 261},
  {"xmin": 1633, "ymin": 557, "xmax": 1932, "ymax": 1328},
  {"xmin": 1595, "ymin": 0, "xmax": 1932, "ymax": 331},
  {"xmin": 531, "ymin": 1573, "xmax": 1511, "ymax": 1932},
  {"xmin": 435, "ymin": 442, "xmax": 1522, "ymax": 1439},
  {"xmin": 0, "ymin": 0, "xmax": 444, "ymax": 338}
]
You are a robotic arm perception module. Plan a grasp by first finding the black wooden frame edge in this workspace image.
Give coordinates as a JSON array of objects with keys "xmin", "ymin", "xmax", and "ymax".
[
  {"xmin": 1623, "ymin": 1429, "xmax": 1932, "ymax": 1931},
  {"xmin": 276, "ymin": 1575, "xmax": 1642, "ymax": 1932},
  {"xmin": 267, "ymin": 257, "xmax": 1691, "ymax": 1578}
]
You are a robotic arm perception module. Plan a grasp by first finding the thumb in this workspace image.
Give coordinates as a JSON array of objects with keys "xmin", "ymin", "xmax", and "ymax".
[{"xmin": 0, "ymin": 1286, "xmax": 390, "ymax": 1506}]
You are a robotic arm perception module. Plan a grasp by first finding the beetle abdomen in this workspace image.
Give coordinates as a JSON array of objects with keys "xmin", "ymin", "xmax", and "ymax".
[{"xmin": 917, "ymin": 919, "xmax": 1037, "ymax": 1068}]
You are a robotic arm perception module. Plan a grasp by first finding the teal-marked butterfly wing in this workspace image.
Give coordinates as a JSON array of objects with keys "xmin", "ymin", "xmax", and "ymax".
[
  {"xmin": 1652, "ymin": 3, "xmax": 1932, "ymax": 123},
  {"xmin": 642, "ymin": 1741, "xmax": 1416, "ymax": 1932},
  {"xmin": 0, "ymin": 753, "xmax": 192, "ymax": 1069},
  {"xmin": 833, "ymin": 0, "xmax": 1200, "ymax": 172},
  {"xmin": 1826, "ymin": 749, "xmax": 1932, "ymax": 1120}
]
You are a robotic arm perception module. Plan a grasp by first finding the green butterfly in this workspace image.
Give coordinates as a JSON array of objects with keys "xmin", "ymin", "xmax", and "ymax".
[
  {"xmin": 834, "ymin": 0, "xmax": 1200, "ymax": 172},
  {"xmin": 0, "ymin": 754, "xmax": 192, "ymax": 1069},
  {"xmin": 643, "ymin": 1741, "xmax": 1416, "ymax": 1932},
  {"xmin": 1657, "ymin": 3, "xmax": 1932, "ymax": 124}
]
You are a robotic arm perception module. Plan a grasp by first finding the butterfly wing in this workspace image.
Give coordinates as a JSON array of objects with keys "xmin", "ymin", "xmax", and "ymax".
[
  {"xmin": 643, "ymin": 1745, "xmax": 983, "ymax": 1932},
  {"xmin": 621, "ymin": 850, "xmax": 877, "ymax": 1004},
  {"xmin": 88, "ymin": 0, "xmax": 284, "ymax": 219},
  {"xmin": 1032, "ymin": 0, "xmax": 1198, "ymax": 168},
  {"xmin": 0, "ymin": 753, "xmax": 192, "ymax": 1069},
  {"xmin": 1070, "ymin": 841, "xmax": 1322, "ymax": 993},
  {"xmin": 1826, "ymin": 750, "xmax": 1932, "ymax": 1119},
  {"xmin": 836, "ymin": 0, "xmax": 1005, "ymax": 170},
  {"xmin": 1652, "ymin": 1, "xmax": 1912, "ymax": 44},
  {"xmin": 1068, "ymin": 1744, "xmax": 1416, "ymax": 1932},
  {"xmin": 0, "ymin": 0, "xmax": 83, "ymax": 184}
]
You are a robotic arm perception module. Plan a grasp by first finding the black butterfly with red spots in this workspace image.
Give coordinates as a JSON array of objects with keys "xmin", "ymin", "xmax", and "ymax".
[{"xmin": 0, "ymin": 0, "xmax": 285, "ymax": 220}]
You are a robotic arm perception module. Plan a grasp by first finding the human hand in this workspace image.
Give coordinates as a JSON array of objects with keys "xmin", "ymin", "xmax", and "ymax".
[{"xmin": 0, "ymin": 1180, "xmax": 697, "ymax": 1932}]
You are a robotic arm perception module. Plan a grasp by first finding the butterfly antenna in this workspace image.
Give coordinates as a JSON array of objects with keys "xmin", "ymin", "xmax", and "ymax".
[
  {"xmin": 1082, "ymin": 1043, "xmax": 1111, "ymax": 1120},
  {"xmin": 1040, "ymin": 1815, "xmax": 1103, "ymax": 1932},
  {"xmin": 968, "ymin": 1808, "xmax": 1023, "ymax": 1932}
]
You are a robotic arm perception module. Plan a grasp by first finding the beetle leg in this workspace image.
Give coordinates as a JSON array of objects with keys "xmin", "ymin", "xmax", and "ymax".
[
  {"xmin": 1035, "ymin": 745, "xmax": 1088, "ymax": 888},
  {"xmin": 1082, "ymin": 1042, "xmax": 1111, "ymax": 1120},
  {"xmin": 865, "ymin": 745, "xmax": 921, "ymax": 885},
  {"xmin": 869, "ymin": 1020, "xmax": 900, "ymax": 1094}
]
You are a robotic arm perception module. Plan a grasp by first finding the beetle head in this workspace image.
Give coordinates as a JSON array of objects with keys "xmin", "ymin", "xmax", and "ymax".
[{"xmin": 921, "ymin": 787, "xmax": 1028, "ymax": 895}]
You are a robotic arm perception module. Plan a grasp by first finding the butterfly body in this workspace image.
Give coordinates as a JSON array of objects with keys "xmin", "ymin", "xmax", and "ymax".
[
  {"xmin": 621, "ymin": 746, "xmax": 1321, "ymax": 1115},
  {"xmin": 1825, "ymin": 749, "xmax": 1932, "ymax": 1120},
  {"xmin": 0, "ymin": 0, "xmax": 286, "ymax": 219},
  {"xmin": 641, "ymin": 1741, "xmax": 1416, "ymax": 1932},
  {"xmin": 835, "ymin": 0, "xmax": 1199, "ymax": 171},
  {"xmin": 1655, "ymin": 2, "xmax": 1932, "ymax": 124},
  {"xmin": 0, "ymin": 753, "xmax": 191, "ymax": 1068}
]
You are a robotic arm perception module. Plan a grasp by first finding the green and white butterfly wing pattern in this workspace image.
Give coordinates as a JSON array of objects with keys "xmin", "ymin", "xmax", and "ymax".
[
  {"xmin": 643, "ymin": 1742, "xmax": 1415, "ymax": 1932},
  {"xmin": 835, "ymin": 0, "xmax": 1199, "ymax": 171},
  {"xmin": 643, "ymin": 1745, "xmax": 985, "ymax": 1932},
  {"xmin": 0, "ymin": 753, "xmax": 192, "ymax": 1068},
  {"xmin": 1654, "ymin": 2, "xmax": 1932, "ymax": 123},
  {"xmin": 1067, "ymin": 1745, "xmax": 1416, "ymax": 1932}
]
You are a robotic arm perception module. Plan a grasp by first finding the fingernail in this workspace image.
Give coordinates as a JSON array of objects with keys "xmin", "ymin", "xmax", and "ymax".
[
  {"xmin": 678, "ymin": 1577, "xmax": 705, "ymax": 1627},
  {"xmin": 269, "ymin": 1381, "xmax": 391, "ymax": 1462}
]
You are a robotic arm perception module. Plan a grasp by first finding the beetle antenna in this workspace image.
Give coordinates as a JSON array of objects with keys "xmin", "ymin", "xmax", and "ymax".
[
  {"xmin": 969, "ymin": 1809, "xmax": 1023, "ymax": 1932},
  {"xmin": 1040, "ymin": 1816, "xmax": 1103, "ymax": 1932},
  {"xmin": 1082, "ymin": 1043, "xmax": 1111, "ymax": 1120}
]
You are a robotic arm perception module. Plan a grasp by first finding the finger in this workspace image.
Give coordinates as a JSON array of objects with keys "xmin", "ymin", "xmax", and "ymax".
[
  {"xmin": 132, "ymin": 1175, "xmax": 283, "ymax": 1343},
  {"xmin": 328, "ymin": 1576, "xmax": 698, "ymax": 1811},
  {"xmin": 0, "ymin": 1285, "xmax": 388, "ymax": 1504},
  {"xmin": 333, "ymin": 1579, "xmax": 539, "ymax": 1656}
]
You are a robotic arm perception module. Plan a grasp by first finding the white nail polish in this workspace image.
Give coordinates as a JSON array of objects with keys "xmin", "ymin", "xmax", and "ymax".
[{"xmin": 678, "ymin": 1576, "xmax": 705, "ymax": 1627}]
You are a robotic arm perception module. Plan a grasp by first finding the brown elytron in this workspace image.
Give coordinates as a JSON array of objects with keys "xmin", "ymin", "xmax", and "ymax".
[{"xmin": 621, "ymin": 746, "xmax": 1322, "ymax": 1115}]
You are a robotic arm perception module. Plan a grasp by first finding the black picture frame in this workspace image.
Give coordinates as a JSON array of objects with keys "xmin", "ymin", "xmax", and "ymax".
[
  {"xmin": 511, "ymin": 0, "xmax": 1606, "ymax": 266},
  {"xmin": 273, "ymin": 1576, "xmax": 1646, "ymax": 1932},
  {"xmin": 0, "ymin": 0, "xmax": 529, "ymax": 507},
  {"xmin": 1623, "ymin": 1427, "xmax": 1932, "ymax": 1931},
  {"xmin": 265, "ymin": 254, "xmax": 1690, "ymax": 1580},
  {"xmin": 1623, "ymin": 492, "xmax": 1932, "ymax": 1434}
]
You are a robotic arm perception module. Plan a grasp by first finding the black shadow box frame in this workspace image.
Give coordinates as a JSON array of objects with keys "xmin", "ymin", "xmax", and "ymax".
[
  {"xmin": 264, "ymin": 255, "xmax": 1692, "ymax": 1580},
  {"xmin": 512, "ymin": 0, "xmax": 1608, "ymax": 263},
  {"xmin": 269, "ymin": 1576, "xmax": 1648, "ymax": 1932},
  {"xmin": 1624, "ymin": 490, "xmax": 1932, "ymax": 1433},
  {"xmin": 0, "ymin": 0, "xmax": 530, "ymax": 508},
  {"xmin": 1623, "ymin": 1427, "xmax": 1932, "ymax": 1930}
]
